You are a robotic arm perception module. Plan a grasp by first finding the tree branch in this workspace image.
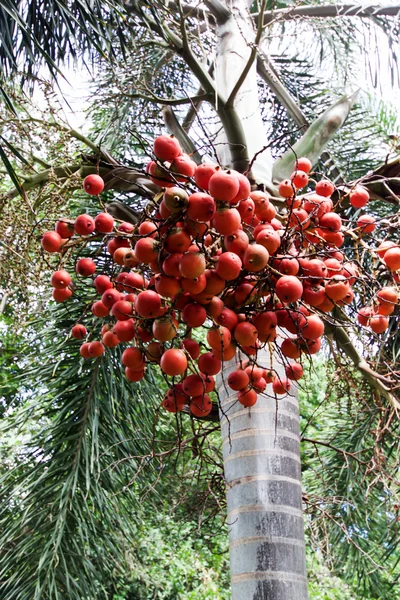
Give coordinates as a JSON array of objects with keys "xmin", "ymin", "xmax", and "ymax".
[
  {"xmin": 225, "ymin": 0, "xmax": 266, "ymax": 109},
  {"xmin": 324, "ymin": 320, "xmax": 400, "ymax": 412},
  {"xmin": 118, "ymin": 92, "xmax": 210, "ymax": 106},
  {"xmin": 259, "ymin": 4, "xmax": 400, "ymax": 24}
]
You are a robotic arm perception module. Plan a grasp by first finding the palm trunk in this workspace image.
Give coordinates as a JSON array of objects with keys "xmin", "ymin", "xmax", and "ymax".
[
  {"xmin": 213, "ymin": 2, "xmax": 308, "ymax": 598},
  {"xmin": 217, "ymin": 360, "xmax": 308, "ymax": 599}
]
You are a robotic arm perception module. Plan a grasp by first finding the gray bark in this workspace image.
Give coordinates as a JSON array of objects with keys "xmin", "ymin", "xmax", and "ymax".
[{"xmin": 217, "ymin": 359, "xmax": 308, "ymax": 600}]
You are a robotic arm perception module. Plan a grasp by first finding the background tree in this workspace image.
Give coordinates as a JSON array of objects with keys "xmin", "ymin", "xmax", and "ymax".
[{"xmin": 0, "ymin": 1, "xmax": 400, "ymax": 599}]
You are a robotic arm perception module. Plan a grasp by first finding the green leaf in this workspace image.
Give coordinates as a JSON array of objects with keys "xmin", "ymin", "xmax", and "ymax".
[
  {"xmin": 0, "ymin": 143, "xmax": 25, "ymax": 199},
  {"xmin": 272, "ymin": 90, "xmax": 359, "ymax": 182}
]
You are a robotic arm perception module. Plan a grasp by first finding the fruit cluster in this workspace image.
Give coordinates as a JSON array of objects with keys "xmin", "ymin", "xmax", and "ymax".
[{"xmin": 41, "ymin": 134, "xmax": 399, "ymax": 417}]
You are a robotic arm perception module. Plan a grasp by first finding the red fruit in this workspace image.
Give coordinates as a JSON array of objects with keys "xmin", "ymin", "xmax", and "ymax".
[
  {"xmin": 117, "ymin": 272, "xmax": 144, "ymax": 293},
  {"xmin": 71, "ymin": 324, "xmax": 87, "ymax": 339},
  {"xmin": 88, "ymin": 341, "xmax": 105, "ymax": 357},
  {"xmin": 325, "ymin": 275, "xmax": 350, "ymax": 301},
  {"xmin": 272, "ymin": 377, "xmax": 290, "ymax": 395},
  {"xmin": 209, "ymin": 170, "xmax": 240, "ymax": 202},
  {"xmin": 231, "ymin": 172, "xmax": 251, "ymax": 204},
  {"xmin": 208, "ymin": 297, "xmax": 224, "ymax": 319},
  {"xmin": 212, "ymin": 208, "xmax": 241, "ymax": 236},
  {"xmin": 83, "ymin": 174, "xmax": 104, "ymax": 195},
  {"xmin": 251, "ymin": 191, "xmax": 276, "ymax": 221},
  {"xmin": 190, "ymin": 394, "xmax": 212, "ymax": 417},
  {"xmin": 243, "ymin": 244, "xmax": 269, "ymax": 272},
  {"xmin": 211, "ymin": 343, "xmax": 236, "ymax": 361},
  {"xmin": 315, "ymin": 180, "xmax": 334, "ymax": 197},
  {"xmin": 107, "ymin": 237, "xmax": 130, "ymax": 255},
  {"xmin": 152, "ymin": 318, "xmax": 177, "ymax": 342},
  {"xmin": 153, "ymin": 134, "xmax": 182, "ymax": 161},
  {"xmin": 74, "ymin": 214, "xmax": 95, "ymax": 236},
  {"xmin": 216, "ymin": 252, "xmax": 242, "ymax": 280},
  {"xmin": 302, "ymin": 283, "xmax": 326, "ymax": 307},
  {"xmin": 252, "ymin": 311, "xmax": 277, "ymax": 335},
  {"xmin": 52, "ymin": 287, "xmax": 72, "ymax": 302},
  {"xmin": 55, "ymin": 220, "xmax": 74, "ymax": 238},
  {"xmin": 295, "ymin": 157, "xmax": 312, "ymax": 174},
  {"xmin": 234, "ymin": 282, "xmax": 256, "ymax": 306},
  {"xmin": 181, "ymin": 274, "xmax": 207, "ymax": 294},
  {"xmin": 164, "ymin": 228, "xmax": 192, "ymax": 253},
  {"xmin": 135, "ymin": 290, "xmax": 162, "ymax": 318},
  {"xmin": 94, "ymin": 275, "xmax": 113, "ymax": 294},
  {"xmin": 203, "ymin": 270, "xmax": 225, "ymax": 295},
  {"xmin": 160, "ymin": 348, "xmax": 188, "ymax": 376},
  {"xmin": 377, "ymin": 287, "xmax": 398, "ymax": 309},
  {"xmin": 80, "ymin": 343, "xmax": 91, "ymax": 359},
  {"xmin": 300, "ymin": 337, "xmax": 322, "ymax": 355},
  {"xmin": 170, "ymin": 155, "xmax": 196, "ymax": 180},
  {"xmin": 369, "ymin": 315, "xmax": 389, "ymax": 334},
  {"xmin": 135, "ymin": 238, "xmax": 159, "ymax": 264},
  {"xmin": 324, "ymin": 258, "xmax": 342, "ymax": 277},
  {"xmin": 118, "ymin": 222, "xmax": 135, "ymax": 234},
  {"xmin": 274, "ymin": 256, "xmax": 299, "ymax": 276},
  {"xmin": 113, "ymin": 319, "xmax": 136, "ymax": 342},
  {"xmin": 163, "ymin": 253, "xmax": 183, "ymax": 277},
  {"xmin": 301, "ymin": 315, "xmax": 324, "ymax": 340},
  {"xmin": 179, "ymin": 252, "xmax": 206, "ymax": 278},
  {"xmin": 51, "ymin": 270, "xmax": 71, "ymax": 289},
  {"xmin": 91, "ymin": 301, "xmax": 109, "ymax": 318},
  {"xmin": 182, "ymin": 338, "xmax": 201, "ymax": 359},
  {"xmin": 112, "ymin": 300, "xmax": 134, "ymax": 321},
  {"xmin": 187, "ymin": 192, "xmax": 216, "ymax": 222},
  {"xmin": 207, "ymin": 326, "xmax": 231, "ymax": 351},
  {"xmin": 122, "ymin": 347, "xmax": 145, "ymax": 370},
  {"xmin": 275, "ymin": 276, "xmax": 303, "ymax": 303},
  {"xmin": 376, "ymin": 241, "xmax": 396, "ymax": 258},
  {"xmin": 102, "ymin": 331, "xmax": 120, "ymax": 348},
  {"xmin": 145, "ymin": 341, "xmax": 163, "ymax": 362},
  {"xmin": 301, "ymin": 258, "xmax": 327, "ymax": 281},
  {"xmin": 245, "ymin": 365, "xmax": 265, "ymax": 382},
  {"xmin": 182, "ymin": 303, "xmax": 207, "ymax": 327},
  {"xmin": 383, "ymin": 247, "xmax": 400, "ymax": 271},
  {"xmin": 286, "ymin": 362, "xmax": 304, "ymax": 380},
  {"xmin": 303, "ymin": 193, "xmax": 332, "ymax": 218},
  {"xmin": 224, "ymin": 230, "xmax": 249, "ymax": 256},
  {"xmin": 350, "ymin": 186, "xmax": 369, "ymax": 208},
  {"xmin": 216, "ymin": 308, "xmax": 239, "ymax": 331},
  {"xmin": 41, "ymin": 231, "xmax": 62, "ymax": 253},
  {"xmin": 125, "ymin": 367, "xmax": 145, "ymax": 382},
  {"xmin": 154, "ymin": 275, "xmax": 181, "ymax": 298},
  {"xmin": 183, "ymin": 374, "xmax": 206, "ymax": 397},
  {"xmin": 102, "ymin": 288, "xmax": 122, "ymax": 308},
  {"xmin": 194, "ymin": 162, "xmax": 219, "ymax": 190},
  {"xmin": 253, "ymin": 377, "xmax": 267, "ymax": 393},
  {"xmin": 319, "ymin": 212, "xmax": 342, "ymax": 232},
  {"xmin": 198, "ymin": 352, "xmax": 222, "ymax": 376},
  {"xmin": 238, "ymin": 388, "xmax": 258, "ymax": 407},
  {"xmin": 76, "ymin": 258, "xmax": 96, "ymax": 277},
  {"xmin": 256, "ymin": 229, "xmax": 281, "ymax": 254},
  {"xmin": 228, "ymin": 370, "xmax": 250, "ymax": 391},
  {"xmin": 290, "ymin": 170, "xmax": 308, "ymax": 189},
  {"xmin": 281, "ymin": 338, "xmax": 301, "ymax": 359},
  {"xmin": 357, "ymin": 214, "xmax": 376, "ymax": 234},
  {"xmin": 94, "ymin": 212, "xmax": 114, "ymax": 233},
  {"xmin": 139, "ymin": 221, "xmax": 158, "ymax": 237},
  {"xmin": 289, "ymin": 208, "xmax": 311, "ymax": 231},
  {"xmin": 278, "ymin": 179, "xmax": 295, "ymax": 198},
  {"xmin": 234, "ymin": 322, "xmax": 258, "ymax": 346},
  {"xmin": 163, "ymin": 385, "xmax": 187, "ymax": 413},
  {"xmin": 237, "ymin": 198, "xmax": 255, "ymax": 221}
]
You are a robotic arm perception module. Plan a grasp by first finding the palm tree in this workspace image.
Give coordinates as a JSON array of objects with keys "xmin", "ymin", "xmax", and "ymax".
[{"xmin": 1, "ymin": 1, "xmax": 400, "ymax": 599}]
